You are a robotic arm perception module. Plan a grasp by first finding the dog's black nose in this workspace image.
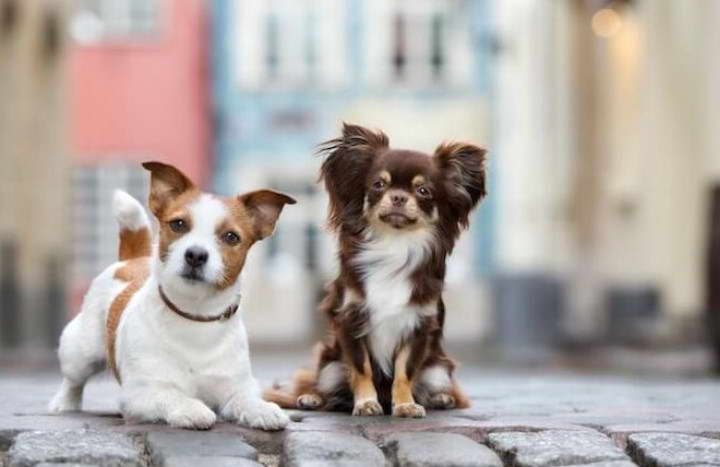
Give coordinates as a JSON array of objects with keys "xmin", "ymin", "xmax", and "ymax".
[
  {"xmin": 185, "ymin": 247, "xmax": 208, "ymax": 268},
  {"xmin": 391, "ymin": 193, "xmax": 408, "ymax": 207}
]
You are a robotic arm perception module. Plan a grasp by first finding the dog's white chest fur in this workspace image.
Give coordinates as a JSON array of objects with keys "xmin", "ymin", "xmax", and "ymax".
[{"xmin": 356, "ymin": 230, "xmax": 434, "ymax": 375}]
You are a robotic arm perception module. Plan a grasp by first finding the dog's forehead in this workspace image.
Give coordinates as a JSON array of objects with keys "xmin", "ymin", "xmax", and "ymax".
[
  {"xmin": 375, "ymin": 150, "xmax": 436, "ymax": 183},
  {"xmin": 187, "ymin": 194, "xmax": 229, "ymax": 227}
]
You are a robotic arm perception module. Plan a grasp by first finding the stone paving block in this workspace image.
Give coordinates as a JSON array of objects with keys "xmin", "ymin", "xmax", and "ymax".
[
  {"xmin": 627, "ymin": 432, "xmax": 720, "ymax": 466},
  {"xmin": 36, "ymin": 464, "xmax": 100, "ymax": 467},
  {"xmin": 7, "ymin": 429, "xmax": 142, "ymax": 467},
  {"xmin": 282, "ymin": 431, "xmax": 387, "ymax": 467},
  {"xmin": 382, "ymin": 432, "xmax": 502, "ymax": 467},
  {"xmin": 0, "ymin": 429, "xmax": 19, "ymax": 451},
  {"xmin": 162, "ymin": 455, "xmax": 262, "ymax": 467},
  {"xmin": 563, "ymin": 462, "xmax": 637, "ymax": 467},
  {"xmin": 488, "ymin": 430, "xmax": 631, "ymax": 467},
  {"xmin": 606, "ymin": 421, "xmax": 720, "ymax": 448},
  {"xmin": 146, "ymin": 431, "xmax": 258, "ymax": 466},
  {"xmin": 360, "ymin": 416, "xmax": 490, "ymax": 443}
]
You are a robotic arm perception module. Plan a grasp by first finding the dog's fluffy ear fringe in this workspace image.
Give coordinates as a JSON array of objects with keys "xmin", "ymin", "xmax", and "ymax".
[
  {"xmin": 434, "ymin": 142, "xmax": 487, "ymax": 229},
  {"xmin": 316, "ymin": 123, "xmax": 389, "ymax": 231}
]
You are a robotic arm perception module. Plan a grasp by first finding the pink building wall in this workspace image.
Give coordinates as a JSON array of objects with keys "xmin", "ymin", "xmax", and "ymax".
[{"xmin": 69, "ymin": 0, "xmax": 210, "ymax": 184}]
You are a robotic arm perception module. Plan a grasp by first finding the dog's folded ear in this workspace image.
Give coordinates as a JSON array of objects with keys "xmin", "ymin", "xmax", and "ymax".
[
  {"xmin": 142, "ymin": 161, "xmax": 197, "ymax": 216},
  {"xmin": 434, "ymin": 143, "xmax": 487, "ymax": 228},
  {"xmin": 317, "ymin": 123, "xmax": 389, "ymax": 230},
  {"xmin": 239, "ymin": 190, "xmax": 297, "ymax": 240}
]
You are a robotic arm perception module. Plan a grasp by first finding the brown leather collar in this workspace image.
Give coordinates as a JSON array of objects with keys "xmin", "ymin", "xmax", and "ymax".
[{"xmin": 159, "ymin": 286, "xmax": 239, "ymax": 322}]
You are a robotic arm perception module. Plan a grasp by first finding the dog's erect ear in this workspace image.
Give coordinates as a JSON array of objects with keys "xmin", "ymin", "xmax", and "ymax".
[
  {"xmin": 142, "ymin": 161, "xmax": 196, "ymax": 217},
  {"xmin": 239, "ymin": 189, "xmax": 297, "ymax": 240},
  {"xmin": 434, "ymin": 142, "xmax": 487, "ymax": 228},
  {"xmin": 317, "ymin": 123, "xmax": 389, "ymax": 230}
]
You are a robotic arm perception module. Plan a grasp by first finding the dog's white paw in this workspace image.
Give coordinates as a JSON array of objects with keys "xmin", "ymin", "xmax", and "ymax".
[
  {"xmin": 237, "ymin": 401, "xmax": 289, "ymax": 431},
  {"xmin": 167, "ymin": 400, "xmax": 216, "ymax": 430},
  {"xmin": 48, "ymin": 392, "xmax": 81, "ymax": 413},
  {"xmin": 393, "ymin": 402, "xmax": 426, "ymax": 418},
  {"xmin": 352, "ymin": 399, "xmax": 384, "ymax": 416}
]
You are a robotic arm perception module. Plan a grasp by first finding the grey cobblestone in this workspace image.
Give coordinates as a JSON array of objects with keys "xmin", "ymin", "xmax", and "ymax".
[
  {"xmin": 162, "ymin": 455, "xmax": 262, "ymax": 467},
  {"xmin": 146, "ymin": 431, "xmax": 258, "ymax": 466},
  {"xmin": 563, "ymin": 463, "xmax": 637, "ymax": 467},
  {"xmin": 7, "ymin": 430, "xmax": 141, "ymax": 467},
  {"xmin": 627, "ymin": 432, "xmax": 720, "ymax": 466},
  {"xmin": 36, "ymin": 464, "xmax": 101, "ymax": 467},
  {"xmin": 488, "ymin": 430, "xmax": 631, "ymax": 467},
  {"xmin": 282, "ymin": 432, "xmax": 386, "ymax": 467},
  {"xmin": 381, "ymin": 432, "xmax": 502, "ymax": 467}
]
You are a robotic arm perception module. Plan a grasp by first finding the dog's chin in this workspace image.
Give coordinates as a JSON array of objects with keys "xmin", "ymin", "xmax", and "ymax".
[{"xmin": 378, "ymin": 212, "xmax": 418, "ymax": 230}]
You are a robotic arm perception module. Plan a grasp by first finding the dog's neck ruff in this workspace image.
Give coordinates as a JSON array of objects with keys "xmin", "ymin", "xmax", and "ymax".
[{"xmin": 158, "ymin": 286, "xmax": 239, "ymax": 322}]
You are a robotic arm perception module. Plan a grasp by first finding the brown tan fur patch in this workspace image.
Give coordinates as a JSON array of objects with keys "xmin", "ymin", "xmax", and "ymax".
[
  {"xmin": 107, "ymin": 257, "xmax": 150, "ymax": 382},
  {"xmin": 215, "ymin": 197, "xmax": 257, "ymax": 290},
  {"xmin": 155, "ymin": 188, "xmax": 201, "ymax": 262},
  {"xmin": 118, "ymin": 228, "xmax": 152, "ymax": 262}
]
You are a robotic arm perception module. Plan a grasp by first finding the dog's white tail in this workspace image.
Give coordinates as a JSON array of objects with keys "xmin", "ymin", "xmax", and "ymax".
[{"xmin": 113, "ymin": 190, "xmax": 151, "ymax": 261}]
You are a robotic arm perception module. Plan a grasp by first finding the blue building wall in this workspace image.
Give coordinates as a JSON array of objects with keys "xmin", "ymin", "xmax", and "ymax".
[{"xmin": 210, "ymin": 0, "xmax": 496, "ymax": 275}]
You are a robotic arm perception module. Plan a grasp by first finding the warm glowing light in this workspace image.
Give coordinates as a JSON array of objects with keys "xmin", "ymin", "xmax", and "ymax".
[{"xmin": 592, "ymin": 8, "xmax": 623, "ymax": 38}]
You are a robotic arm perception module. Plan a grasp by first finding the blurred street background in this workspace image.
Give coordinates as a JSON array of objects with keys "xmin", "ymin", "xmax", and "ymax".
[{"xmin": 1, "ymin": 0, "xmax": 719, "ymax": 377}]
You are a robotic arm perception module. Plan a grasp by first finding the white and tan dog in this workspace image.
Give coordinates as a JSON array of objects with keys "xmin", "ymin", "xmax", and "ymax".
[{"xmin": 49, "ymin": 162, "xmax": 295, "ymax": 430}]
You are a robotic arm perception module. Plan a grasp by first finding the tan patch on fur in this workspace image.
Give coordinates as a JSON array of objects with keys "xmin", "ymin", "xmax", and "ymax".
[
  {"xmin": 107, "ymin": 257, "xmax": 150, "ymax": 383},
  {"xmin": 214, "ymin": 196, "xmax": 258, "ymax": 290},
  {"xmin": 156, "ymin": 188, "xmax": 201, "ymax": 261},
  {"xmin": 215, "ymin": 191, "xmax": 295, "ymax": 289},
  {"xmin": 412, "ymin": 175, "xmax": 426, "ymax": 186},
  {"xmin": 368, "ymin": 189, "xmax": 427, "ymax": 234},
  {"xmin": 118, "ymin": 228, "xmax": 151, "ymax": 261},
  {"xmin": 448, "ymin": 379, "xmax": 471, "ymax": 409},
  {"xmin": 350, "ymin": 348, "xmax": 379, "ymax": 406},
  {"xmin": 379, "ymin": 170, "xmax": 391, "ymax": 183},
  {"xmin": 391, "ymin": 346, "xmax": 416, "ymax": 407}
]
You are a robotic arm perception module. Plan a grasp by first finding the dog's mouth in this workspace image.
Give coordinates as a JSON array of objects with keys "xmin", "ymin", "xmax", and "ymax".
[
  {"xmin": 379, "ymin": 212, "xmax": 418, "ymax": 229},
  {"xmin": 180, "ymin": 267, "xmax": 206, "ymax": 283}
]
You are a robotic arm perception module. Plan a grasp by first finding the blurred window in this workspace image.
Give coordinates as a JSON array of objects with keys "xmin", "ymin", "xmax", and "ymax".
[
  {"xmin": 71, "ymin": 164, "xmax": 148, "ymax": 283},
  {"xmin": 235, "ymin": 0, "xmax": 349, "ymax": 89},
  {"xmin": 366, "ymin": 0, "xmax": 472, "ymax": 88},
  {"xmin": 71, "ymin": 0, "xmax": 161, "ymax": 44}
]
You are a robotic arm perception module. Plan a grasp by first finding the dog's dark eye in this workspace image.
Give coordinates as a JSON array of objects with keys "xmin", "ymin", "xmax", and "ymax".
[
  {"xmin": 222, "ymin": 231, "xmax": 241, "ymax": 246},
  {"xmin": 372, "ymin": 180, "xmax": 386, "ymax": 190},
  {"xmin": 169, "ymin": 219, "xmax": 189, "ymax": 233},
  {"xmin": 416, "ymin": 186, "xmax": 431, "ymax": 198}
]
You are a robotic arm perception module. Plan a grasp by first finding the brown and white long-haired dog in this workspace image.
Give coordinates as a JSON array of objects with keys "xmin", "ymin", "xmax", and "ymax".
[{"xmin": 266, "ymin": 123, "xmax": 486, "ymax": 417}]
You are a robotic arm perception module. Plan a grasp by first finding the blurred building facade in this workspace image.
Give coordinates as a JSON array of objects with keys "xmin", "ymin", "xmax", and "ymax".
[
  {"xmin": 67, "ymin": 0, "xmax": 211, "ymax": 305},
  {"xmin": 211, "ymin": 0, "xmax": 497, "ymax": 345},
  {"xmin": 3, "ymin": 0, "xmax": 720, "ymax": 368},
  {"xmin": 495, "ymin": 0, "xmax": 720, "ymax": 356},
  {"xmin": 0, "ymin": 0, "xmax": 72, "ymax": 350}
]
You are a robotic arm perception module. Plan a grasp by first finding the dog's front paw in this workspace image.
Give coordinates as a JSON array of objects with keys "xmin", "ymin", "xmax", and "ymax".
[
  {"xmin": 392, "ymin": 402, "xmax": 426, "ymax": 418},
  {"xmin": 238, "ymin": 401, "xmax": 289, "ymax": 431},
  {"xmin": 428, "ymin": 393, "xmax": 456, "ymax": 410},
  {"xmin": 167, "ymin": 400, "xmax": 216, "ymax": 430},
  {"xmin": 352, "ymin": 399, "xmax": 383, "ymax": 416},
  {"xmin": 48, "ymin": 392, "xmax": 81, "ymax": 413}
]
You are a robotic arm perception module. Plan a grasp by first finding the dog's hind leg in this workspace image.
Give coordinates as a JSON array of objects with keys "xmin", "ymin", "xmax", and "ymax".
[
  {"xmin": 415, "ymin": 364, "xmax": 470, "ymax": 410},
  {"xmin": 48, "ymin": 308, "xmax": 106, "ymax": 412},
  {"xmin": 49, "ymin": 264, "xmax": 121, "ymax": 413},
  {"xmin": 299, "ymin": 361, "xmax": 348, "ymax": 410}
]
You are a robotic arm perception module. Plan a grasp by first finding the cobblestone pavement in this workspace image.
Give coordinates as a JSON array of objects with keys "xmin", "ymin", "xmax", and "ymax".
[{"xmin": 1, "ymin": 356, "xmax": 719, "ymax": 467}]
